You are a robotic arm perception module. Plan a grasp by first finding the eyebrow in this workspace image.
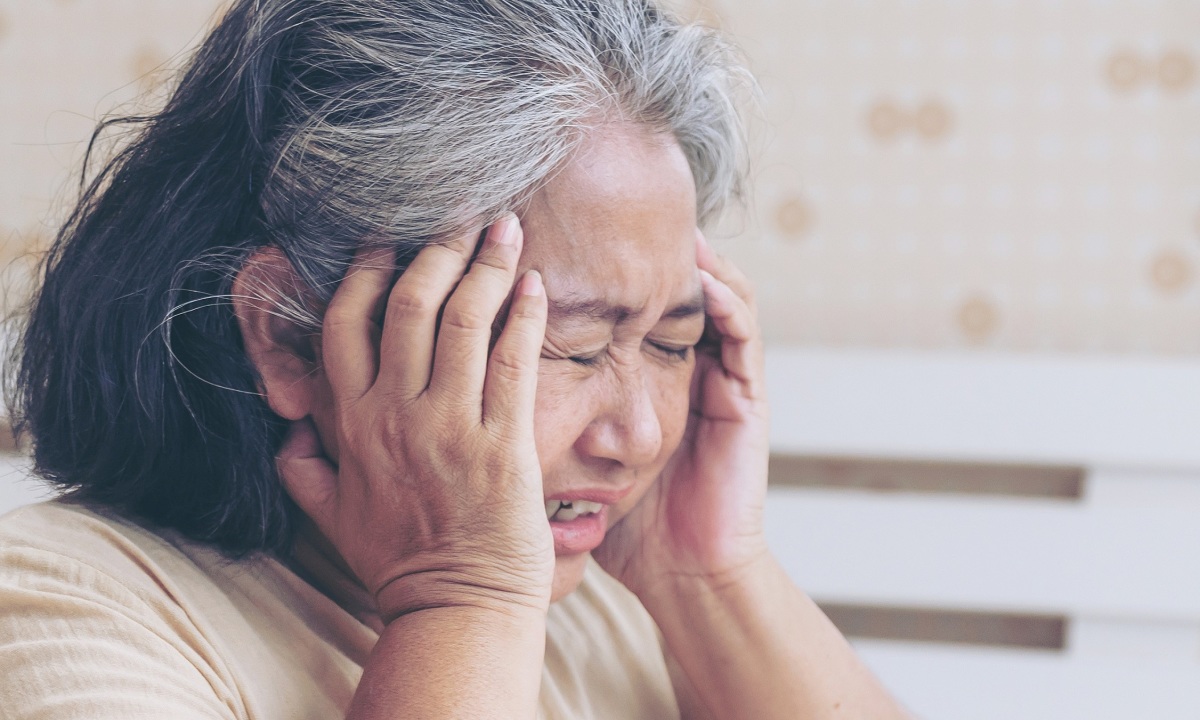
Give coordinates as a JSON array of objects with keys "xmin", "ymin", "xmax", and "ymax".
[{"xmin": 548, "ymin": 290, "xmax": 706, "ymax": 324}]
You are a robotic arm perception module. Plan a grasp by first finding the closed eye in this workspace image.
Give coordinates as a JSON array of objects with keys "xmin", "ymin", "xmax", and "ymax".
[
  {"xmin": 647, "ymin": 342, "xmax": 692, "ymax": 362},
  {"xmin": 568, "ymin": 350, "xmax": 606, "ymax": 367}
]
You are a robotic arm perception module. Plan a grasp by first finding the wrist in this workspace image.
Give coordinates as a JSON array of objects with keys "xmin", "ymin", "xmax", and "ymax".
[
  {"xmin": 634, "ymin": 542, "xmax": 778, "ymax": 616},
  {"xmin": 375, "ymin": 565, "xmax": 552, "ymax": 624}
]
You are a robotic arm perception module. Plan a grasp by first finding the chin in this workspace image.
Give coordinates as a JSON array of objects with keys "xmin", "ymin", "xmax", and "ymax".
[{"xmin": 550, "ymin": 552, "xmax": 591, "ymax": 602}]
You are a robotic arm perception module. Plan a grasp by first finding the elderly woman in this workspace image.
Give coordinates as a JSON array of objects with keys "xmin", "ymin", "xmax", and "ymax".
[{"xmin": 0, "ymin": 1, "xmax": 907, "ymax": 718}]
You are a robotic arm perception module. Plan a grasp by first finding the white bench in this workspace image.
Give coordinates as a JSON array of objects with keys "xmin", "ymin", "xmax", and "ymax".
[{"xmin": 764, "ymin": 348, "xmax": 1200, "ymax": 719}]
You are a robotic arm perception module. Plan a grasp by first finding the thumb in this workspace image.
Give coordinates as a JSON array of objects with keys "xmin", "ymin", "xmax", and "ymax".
[{"xmin": 276, "ymin": 418, "xmax": 337, "ymax": 531}]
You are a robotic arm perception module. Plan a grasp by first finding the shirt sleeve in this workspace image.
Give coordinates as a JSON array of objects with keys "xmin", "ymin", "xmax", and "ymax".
[{"xmin": 0, "ymin": 543, "xmax": 241, "ymax": 720}]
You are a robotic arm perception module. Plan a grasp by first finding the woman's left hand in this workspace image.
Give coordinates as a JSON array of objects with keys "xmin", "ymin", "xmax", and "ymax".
[{"xmin": 593, "ymin": 233, "xmax": 772, "ymax": 599}]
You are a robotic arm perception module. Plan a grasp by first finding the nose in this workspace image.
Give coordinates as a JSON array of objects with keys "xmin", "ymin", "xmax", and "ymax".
[{"xmin": 574, "ymin": 360, "xmax": 663, "ymax": 470}]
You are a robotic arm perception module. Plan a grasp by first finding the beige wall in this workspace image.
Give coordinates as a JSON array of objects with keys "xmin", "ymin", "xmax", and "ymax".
[
  {"xmin": 2, "ymin": 0, "xmax": 1197, "ymax": 354},
  {"xmin": 692, "ymin": 0, "xmax": 1200, "ymax": 354}
]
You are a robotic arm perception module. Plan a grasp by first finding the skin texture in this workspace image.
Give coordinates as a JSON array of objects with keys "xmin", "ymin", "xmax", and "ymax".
[
  {"xmin": 235, "ymin": 123, "xmax": 910, "ymax": 719},
  {"xmin": 516, "ymin": 126, "xmax": 706, "ymax": 600}
]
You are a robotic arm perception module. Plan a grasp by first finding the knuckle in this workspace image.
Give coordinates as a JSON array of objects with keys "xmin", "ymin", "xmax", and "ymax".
[
  {"xmin": 446, "ymin": 230, "xmax": 482, "ymax": 256},
  {"xmin": 322, "ymin": 303, "xmax": 360, "ymax": 332},
  {"xmin": 505, "ymin": 303, "xmax": 547, "ymax": 333},
  {"xmin": 496, "ymin": 321, "xmax": 540, "ymax": 355},
  {"xmin": 509, "ymin": 295, "xmax": 546, "ymax": 321},
  {"xmin": 441, "ymin": 299, "xmax": 492, "ymax": 333},
  {"xmin": 472, "ymin": 248, "xmax": 514, "ymax": 274},
  {"xmin": 488, "ymin": 347, "xmax": 529, "ymax": 383},
  {"xmin": 387, "ymin": 287, "xmax": 437, "ymax": 317},
  {"xmin": 427, "ymin": 239, "xmax": 472, "ymax": 264}
]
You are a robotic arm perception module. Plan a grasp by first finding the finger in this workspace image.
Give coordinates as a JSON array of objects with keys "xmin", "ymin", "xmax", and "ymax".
[
  {"xmin": 376, "ymin": 228, "xmax": 480, "ymax": 398},
  {"xmin": 700, "ymin": 269, "xmax": 764, "ymax": 394},
  {"xmin": 322, "ymin": 247, "xmax": 394, "ymax": 402},
  {"xmin": 482, "ymin": 270, "xmax": 547, "ymax": 435},
  {"xmin": 427, "ymin": 214, "xmax": 524, "ymax": 411},
  {"xmin": 275, "ymin": 419, "xmax": 338, "ymax": 533},
  {"xmin": 695, "ymin": 232, "xmax": 756, "ymax": 313}
]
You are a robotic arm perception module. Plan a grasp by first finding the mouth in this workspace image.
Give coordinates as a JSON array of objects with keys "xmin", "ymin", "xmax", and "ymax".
[
  {"xmin": 544, "ymin": 499, "xmax": 603, "ymax": 522},
  {"xmin": 544, "ymin": 498, "xmax": 610, "ymax": 555},
  {"xmin": 542, "ymin": 487, "xmax": 634, "ymax": 556}
]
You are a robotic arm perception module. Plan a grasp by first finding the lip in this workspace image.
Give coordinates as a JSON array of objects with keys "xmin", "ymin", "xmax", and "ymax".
[
  {"xmin": 544, "ymin": 485, "xmax": 635, "ymax": 506},
  {"xmin": 549, "ymin": 505, "xmax": 609, "ymax": 555},
  {"xmin": 544, "ymin": 486, "xmax": 635, "ymax": 555}
]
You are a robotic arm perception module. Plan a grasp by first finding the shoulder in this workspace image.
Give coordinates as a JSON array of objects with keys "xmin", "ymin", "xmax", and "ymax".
[
  {"xmin": 0, "ymin": 498, "xmax": 372, "ymax": 718},
  {"xmin": 0, "ymin": 499, "xmax": 249, "ymax": 717},
  {"xmin": 2, "ymin": 497, "xmax": 186, "ymax": 562},
  {"xmin": 0, "ymin": 498, "xmax": 229, "ymax": 606},
  {"xmin": 1, "ymin": 499, "xmax": 185, "ymax": 596}
]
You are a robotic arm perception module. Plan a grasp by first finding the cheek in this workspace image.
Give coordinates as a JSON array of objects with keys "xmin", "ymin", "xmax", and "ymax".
[
  {"xmin": 607, "ymin": 362, "xmax": 693, "ymax": 520},
  {"xmin": 532, "ymin": 361, "xmax": 591, "ymax": 469},
  {"xmin": 651, "ymin": 362, "xmax": 694, "ymax": 458}
]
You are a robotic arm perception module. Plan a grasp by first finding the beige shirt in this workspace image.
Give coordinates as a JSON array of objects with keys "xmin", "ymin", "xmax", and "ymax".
[{"xmin": 0, "ymin": 500, "xmax": 680, "ymax": 719}]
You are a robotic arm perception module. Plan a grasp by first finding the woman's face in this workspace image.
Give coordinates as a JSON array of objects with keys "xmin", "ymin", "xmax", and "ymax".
[{"xmin": 517, "ymin": 125, "xmax": 704, "ymax": 600}]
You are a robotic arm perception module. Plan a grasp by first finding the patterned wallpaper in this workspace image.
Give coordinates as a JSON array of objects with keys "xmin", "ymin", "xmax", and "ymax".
[{"xmin": 1, "ymin": 0, "xmax": 1198, "ymax": 355}]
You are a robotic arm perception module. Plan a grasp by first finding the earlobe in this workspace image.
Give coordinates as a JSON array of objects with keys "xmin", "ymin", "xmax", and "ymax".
[{"xmin": 232, "ymin": 249, "xmax": 321, "ymax": 422}]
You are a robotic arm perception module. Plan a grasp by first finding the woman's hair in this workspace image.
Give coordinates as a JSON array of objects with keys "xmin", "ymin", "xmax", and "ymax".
[{"xmin": 8, "ymin": 0, "xmax": 751, "ymax": 555}]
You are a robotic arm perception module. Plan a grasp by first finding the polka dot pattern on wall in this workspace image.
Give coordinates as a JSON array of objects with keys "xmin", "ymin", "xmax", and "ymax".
[
  {"xmin": 1105, "ymin": 48, "xmax": 1197, "ymax": 93},
  {"xmin": 719, "ymin": 0, "xmax": 1200, "ymax": 355},
  {"xmin": 0, "ymin": 226, "xmax": 49, "ymax": 269},
  {"xmin": 867, "ymin": 99, "xmax": 906, "ymax": 142},
  {"xmin": 1157, "ymin": 50, "xmax": 1196, "ymax": 92},
  {"xmin": 131, "ymin": 46, "xmax": 171, "ymax": 91},
  {"xmin": 866, "ymin": 98, "xmax": 954, "ymax": 143},
  {"xmin": 1150, "ymin": 250, "xmax": 1194, "ymax": 294},
  {"xmin": 774, "ymin": 196, "xmax": 814, "ymax": 240},
  {"xmin": 913, "ymin": 100, "xmax": 952, "ymax": 142},
  {"xmin": 1106, "ymin": 49, "xmax": 1146, "ymax": 92},
  {"xmin": 956, "ymin": 296, "xmax": 1000, "ymax": 346}
]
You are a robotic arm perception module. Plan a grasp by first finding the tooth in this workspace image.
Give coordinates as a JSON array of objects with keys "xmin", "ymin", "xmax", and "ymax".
[
  {"xmin": 555, "ymin": 506, "xmax": 580, "ymax": 521},
  {"xmin": 545, "ymin": 500, "xmax": 562, "ymax": 519},
  {"xmin": 575, "ymin": 501, "xmax": 602, "ymax": 515}
]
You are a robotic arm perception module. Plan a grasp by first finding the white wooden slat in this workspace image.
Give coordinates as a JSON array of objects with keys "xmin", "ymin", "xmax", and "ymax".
[
  {"xmin": 1085, "ymin": 467, "xmax": 1200, "ymax": 508},
  {"xmin": 764, "ymin": 486, "xmax": 1200, "ymax": 620},
  {"xmin": 853, "ymin": 639, "xmax": 1200, "ymax": 720},
  {"xmin": 1069, "ymin": 617, "xmax": 1200, "ymax": 661},
  {"xmin": 766, "ymin": 348, "xmax": 1200, "ymax": 471}
]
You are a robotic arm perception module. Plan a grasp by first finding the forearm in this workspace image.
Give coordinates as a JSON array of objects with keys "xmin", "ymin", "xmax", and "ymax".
[
  {"xmin": 347, "ymin": 605, "xmax": 546, "ymax": 720},
  {"xmin": 645, "ymin": 555, "xmax": 910, "ymax": 720}
]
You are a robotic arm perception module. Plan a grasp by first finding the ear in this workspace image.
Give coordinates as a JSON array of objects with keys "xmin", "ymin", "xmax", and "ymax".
[{"xmin": 232, "ymin": 248, "xmax": 321, "ymax": 422}]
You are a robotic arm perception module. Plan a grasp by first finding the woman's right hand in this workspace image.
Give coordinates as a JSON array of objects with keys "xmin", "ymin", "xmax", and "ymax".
[{"xmin": 274, "ymin": 214, "xmax": 553, "ymax": 624}]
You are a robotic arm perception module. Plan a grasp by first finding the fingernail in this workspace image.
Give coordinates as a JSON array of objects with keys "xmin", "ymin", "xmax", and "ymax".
[{"xmin": 520, "ymin": 270, "xmax": 543, "ymax": 297}]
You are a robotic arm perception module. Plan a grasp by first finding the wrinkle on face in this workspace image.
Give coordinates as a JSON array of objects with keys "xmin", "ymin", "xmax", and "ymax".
[{"xmin": 515, "ymin": 123, "xmax": 703, "ymax": 601}]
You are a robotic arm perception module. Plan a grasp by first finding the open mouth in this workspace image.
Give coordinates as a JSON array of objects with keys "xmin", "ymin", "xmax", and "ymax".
[{"xmin": 544, "ymin": 499, "xmax": 604, "ymax": 522}]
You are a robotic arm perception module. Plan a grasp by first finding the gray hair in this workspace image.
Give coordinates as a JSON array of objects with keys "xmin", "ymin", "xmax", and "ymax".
[
  {"xmin": 250, "ymin": 0, "xmax": 752, "ymax": 327},
  {"xmin": 12, "ymin": 0, "xmax": 753, "ymax": 555}
]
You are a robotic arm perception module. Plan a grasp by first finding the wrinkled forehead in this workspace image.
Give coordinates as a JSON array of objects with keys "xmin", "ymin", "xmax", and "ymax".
[{"xmin": 516, "ymin": 125, "xmax": 700, "ymax": 316}]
